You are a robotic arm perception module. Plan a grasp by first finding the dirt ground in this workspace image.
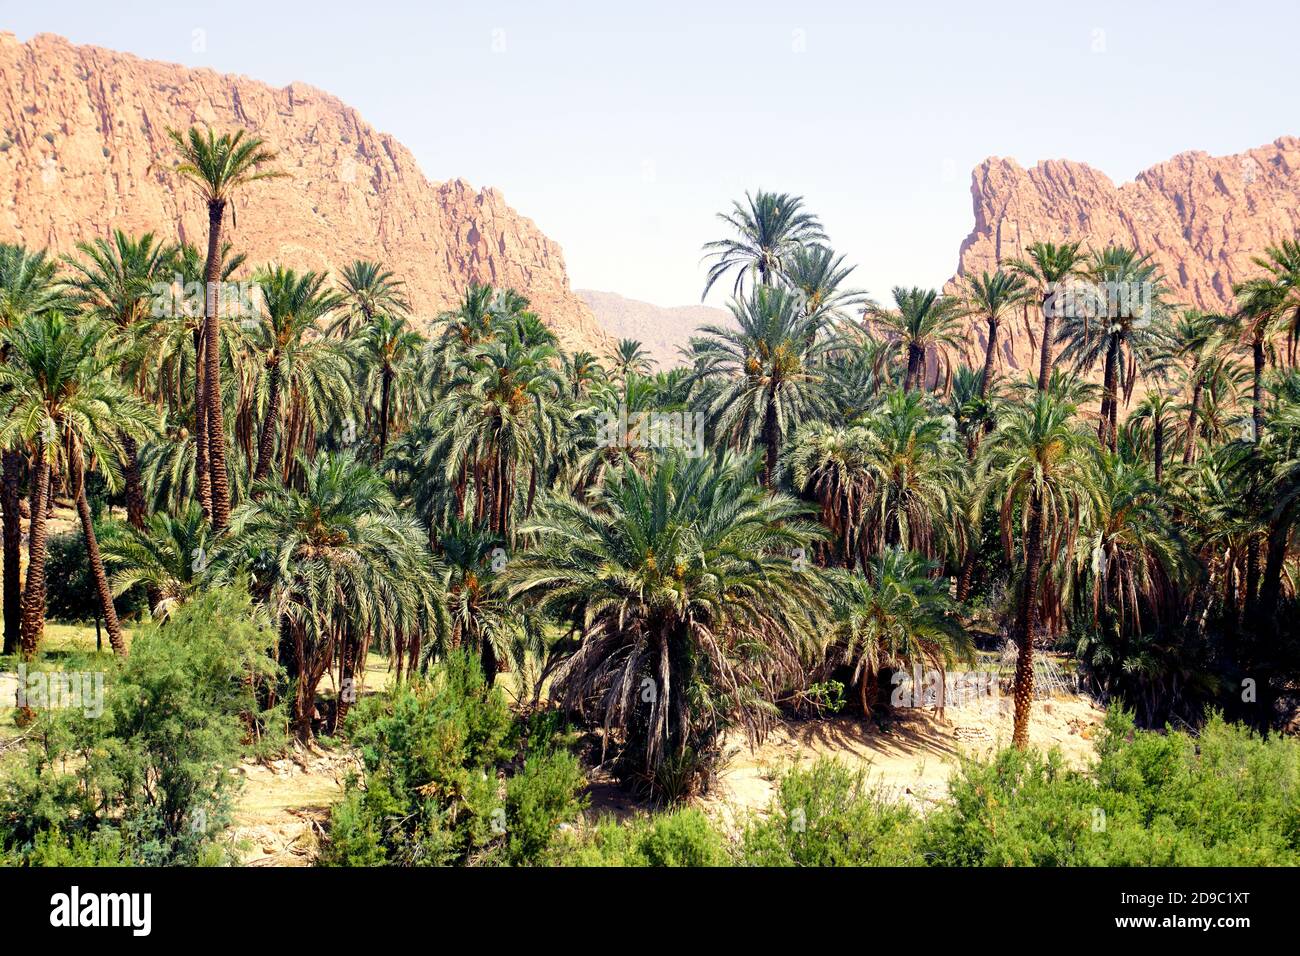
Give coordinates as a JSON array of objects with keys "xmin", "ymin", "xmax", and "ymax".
[{"xmin": 701, "ymin": 691, "xmax": 1105, "ymax": 827}]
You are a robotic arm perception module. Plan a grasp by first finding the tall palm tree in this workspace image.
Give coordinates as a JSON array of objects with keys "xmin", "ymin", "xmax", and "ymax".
[
  {"xmin": 981, "ymin": 390, "xmax": 1101, "ymax": 747},
  {"xmin": 1005, "ymin": 240, "xmax": 1087, "ymax": 390},
  {"xmin": 230, "ymin": 452, "xmax": 444, "ymax": 736},
  {"xmin": 831, "ymin": 549, "xmax": 973, "ymax": 716},
  {"xmin": 609, "ymin": 338, "xmax": 653, "ymax": 381},
  {"xmin": 0, "ymin": 244, "xmax": 67, "ymax": 655},
  {"xmin": 781, "ymin": 244, "xmax": 870, "ymax": 326},
  {"xmin": 958, "ymin": 270, "xmax": 1033, "ymax": 419},
  {"xmin": 1233, "ymin": 274, "xmax": 1288, "ymax": 443},
  {"xmin": 1129, "ymin": 390, "xmax": 1180, "ymax": 485},
  {"xmin": 1057, "ymin": 246, "xmax": 1172, "ymax": 451},
  {"xmin": 333, "ymin": 259, "xmax": 409, "ymax": 337},
  {"xmin": 0, "ymin": 313, "xmax": 154, "ymax": 657},
  {"xmin": 354, "ymin": 312, "xmax": 423, "ymax": 460},
  {"xmin": 506, "ymin": 450, "xmax": 831, "ymax": 796},
  {"xmin": 166, "ymin": 126, "xmax": 284, "ymax": 530},
  {"xmin": 701, "ymin": 190, "xmax": 826, "ymax": 298},
  {"xmin": 63, "ymin": 229, "xmax": 176, "ymax": 529},
  {"xmin": 248, "ymin": 266, "xmax": 344, "ymax": 483},
  {"xmin": 692, "ymin": 285, "xmax": 832, "ymax": 484},
  {"xmin": 866, "ymin": 287, "xmax": 962, "ymax": 393}
]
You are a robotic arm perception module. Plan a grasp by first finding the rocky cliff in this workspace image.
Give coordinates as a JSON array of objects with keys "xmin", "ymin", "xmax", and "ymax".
[
  {"xmin": 0, "ymin": 31, "xmax": 610, "ymax": 353},
  {"xmin": 945, "ymin": 137, "xmax": 1300, "ymax": 374}
]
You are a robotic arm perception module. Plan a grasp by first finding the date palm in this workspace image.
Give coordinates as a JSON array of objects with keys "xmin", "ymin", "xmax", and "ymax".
[
  {"xmin": 102, "ymin": 503, "xmax": 213, "ymax": 620},
  {"xmin": 63, "ymin": 229, "xmax": 177, "ymax": 529},
  {"xmin": 782, "ymin": 244, "xmax": 870, "ymax": 326},
  {"xmin": 980, "ymin": 389, "xmax": 1101, "ymax": 747},
  {"xmin": 958, "ymin": 270, "xmax": 1033, "ymax": 416},
  {"xmin": 1004, "ymin": 240, "xmax": 1087, "ymax": 390},
  {"xmin": 831, "ymin": 548, "xmax": 973, "ymax": 716},
  {"xmin": 701, "ymin": 190, "xmax": 826, "ymax": 298},
  {"xmin": 230, "ymin": 452, "xmax": 444, "ymax": 736},
  {"xmin": 609, "ymin": 338, "xmax": 653, "ymax": 381},
  {"xmin": 166, "ymin": 126, "xmax": 285, "ymax": 530},
  {"xmin": 692, "ymin": 285, "xmax": 832, "ymax": 484},
  {"xmin": 248, "ymin": 266, "xmax": 345, "ymax": 483},
  {"xmin": 0, "ymin": 244, "xmax": 68, "ymax": 655},
  {"xmin": 0, "ymin": 313, "xmax": 154, "ymax": 657},
  {"xmin": 332, "ymin": 259, "xmax": 409, "ymax": 337},
  {"xmin": 1057, "ymin": 246, "xmax": 1172, "ymax": 451},
  {"xmin": 866, "ymin": 287, "xmax": 963, "ymax": 393},
  {"xmin": 506, "ymin": 450, "xmax": 831, "ymax": 796},
  {"xmin": 354, "ymin": 312, "xmax": 423, "ymax": 460}
]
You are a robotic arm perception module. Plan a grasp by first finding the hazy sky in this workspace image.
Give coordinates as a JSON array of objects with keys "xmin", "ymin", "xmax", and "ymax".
[{"xmin": 9, "ymin": 1, "xmax": 1299, "ymax": 307}]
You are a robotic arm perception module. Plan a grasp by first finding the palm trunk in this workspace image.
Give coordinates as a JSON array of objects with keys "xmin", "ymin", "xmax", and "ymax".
[
  {"xmin": 1252, "ymin": 338, "xmax": 1266, "ymax": 442},
  {"xmin": 193, "ymin": 327, "xmax": 212, "ymax": 518},
  {"xmin": 2, "ymin": 449, "xmax": 22, "ymax": 655},
  {"xmin": 253, "ymin": 356, "xmax": 281, "ymax": 485},
  {"xmin": 378, "ymin": 362, "xmax": 392, "ymax": 459},
  {"xmin": 761, "ymin": 394, "xmax": 780, "ymax": 486},
  {"xmin": 1182, "ymin": 379, "xmax": 1203, "ymax": 465},
  {"xmin": 1012, "ymin": 489, "xmax": 1045, "ymax": 749},
  {"xmin": 73, "ymin": 451, "xmax": 125, "ymax": 655},
  {"xmin": 904, "ymin": 344, "xmax": 924, "ymax": 392},
  {"xmin": 1037, "ymin": 293, "xmax": 1055, "ymax": 391},
  {"xmin": 1099, "ymin": 336, "xmax": 1118, "ymax": 451},
  {"xmin": 19, "ymin": 449, "xmax": 50, "ymax": 659},
  {"xmin": 204, "ymin": 200, "xmax": 232, "ymax": 530},
  {"xmin": 121, "ymin": 433, "xmax": 147, "ymax": 530},
  {"xmin": 979, "ymin": 317, "xmax": 998, "ymax": 401}
]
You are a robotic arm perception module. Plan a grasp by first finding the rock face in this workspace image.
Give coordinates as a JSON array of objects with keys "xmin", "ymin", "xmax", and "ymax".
[
  {"xmin": 945, "ymin": 137, "xmax": 1300, "ymax": 375},
  {"xmin": 576, "ymin": 290, "xmax": 732, "ymax": 369},
  {"xmin": 0, "ymin": 32, "xmax": 610, "ymax": 353}
]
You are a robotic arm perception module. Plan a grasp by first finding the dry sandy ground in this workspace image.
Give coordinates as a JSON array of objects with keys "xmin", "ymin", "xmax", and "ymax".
[{"xmin": 702, "ymin": 692, "xmax": 1105, "ymax": 826}]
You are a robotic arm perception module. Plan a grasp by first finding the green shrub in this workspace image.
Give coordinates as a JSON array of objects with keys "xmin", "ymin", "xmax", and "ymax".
[
  {"xmin": 557, "ymin": 809, "xmax": 729, "ymax": 867},
  {"xmin": 320, "ymin": 651, "xmax": 587, "ymax": 867},
  {"xmin": 738, "ymin": 759, "xmax": 919, "ymax": 866},
  {"xmin": 0, "ymin": 585, "xmax": 281, "ymax": 865}
]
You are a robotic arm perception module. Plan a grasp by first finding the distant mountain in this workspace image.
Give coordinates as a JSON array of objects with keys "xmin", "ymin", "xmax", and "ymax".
[{"xmin": 578, "ymin": 290, "xmax": 731, "ymax": 369}]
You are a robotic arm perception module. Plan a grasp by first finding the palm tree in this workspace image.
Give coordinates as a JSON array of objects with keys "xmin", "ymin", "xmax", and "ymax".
[
  {"xmin": 102, "ymin": 503, "xmax": 213, "ymax": 620},
  {"xmin": 0, "ymin": 244, "xmax": 68, "ymax": 655},
  {"xmin": 958, "ymin": 271, "xmax": 1033, "ymax": 432},
  {"xmin": 333, "ymin": 259, "xmax": 409, "ymax": 337},
  {"xmin": 1057, "ymin": 246, "xmax": 1172, "ymax": 451},
  {"xmin": 609, "ymin": 338, "xmax": 653, "ymax": 381},
  {"xmin": 248, "ymin": 266, "xmax": 344, "ymax": 483},
  {"xmin": 0, "ymin": 313, "xmax": 154, "ymax": 657},
  {"xmin": 981, "ymin": 389, "xmax": 1100, "ymax": 747},
  {"xmin": 692, "ymin": 285, "xmax": 832, "ymax": 484},
  {"xmin": 1129, "ymin": 390, "xmax": 1180, "ymax": 485},
  {"xmin": 166, "ymin": 126, "xmax": 284, "ymax": 530},
  {"xmin": 1233, "ymin": 274, "xmax": 1289, "ymax": 443},
  {"xmin": 354, "ymin": 312, "xmax": 423, "ymax": 460},
  {"xmin": 782, "ymin": 244, "xmax": 870, "ymax": 325},
  {"xmin": 788, "ymin": 420, "xmax": 870, "ymax": 567},
  {"xmin": 701, "ymin": 190, "xmax": 826, "ymax": 298},
  {"xmin": 855, "ymin": 389, "xmax": 964, "ymax": 562},
  {"xmin": 1005, "ymin": 240, "xmax": 1087, "ymax": 390},
  {"xmin": 866, "ymin": 287, "xmax": 962, "ymax": 393},
  {"xmin": 230, "ymin": 452, "xmax": 443, "ymax": 736},
  {"xmin": 63, "ymin": 229, "xmax": 176, "ymax": 529},
  {"xmin": 507, "ymin": 450, "xmax": 831, "ymax": 796},
  {"xmin": 831, "ymin": 549, "xmax": 973, "ymax": 716}
]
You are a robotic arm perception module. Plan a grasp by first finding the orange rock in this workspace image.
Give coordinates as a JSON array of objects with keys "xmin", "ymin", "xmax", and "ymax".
[{"xmin": 0, "ymin": 31, "xmax": 610, "ymax": 354}]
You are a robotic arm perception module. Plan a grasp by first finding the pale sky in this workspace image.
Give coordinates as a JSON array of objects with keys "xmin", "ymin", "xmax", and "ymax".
[{"xmin": 9, "ymin": 1, "xmax": 1299, "ymax": 307}]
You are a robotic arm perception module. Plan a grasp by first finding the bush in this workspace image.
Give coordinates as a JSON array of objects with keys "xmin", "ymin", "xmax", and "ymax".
[
  {"xmin": 556, "ymin": 809, "xmax": 730, "ymax": 867},
  {"xmin": 738, "ymin": 759, "xmax": 919, "ymax": 866},
  {"xmin": 0, "ymin": 584, "xmax": 281, "ymax": 865},
  {"xmin": 44, "ymin": 524, "xmax": 143, "ymax": 629},
  {"xmin": 320, "ymin": 651, "xmax": 587, "ymax": 867}
]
